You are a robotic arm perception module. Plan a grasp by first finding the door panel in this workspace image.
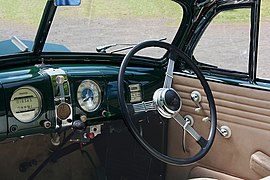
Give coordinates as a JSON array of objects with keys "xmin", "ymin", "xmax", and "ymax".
[{"xmin": 166, "ymin": 75, "xmax": 270, "ymax": 180}]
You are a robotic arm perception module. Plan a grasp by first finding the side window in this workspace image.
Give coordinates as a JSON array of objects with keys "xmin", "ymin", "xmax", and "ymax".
[
  {"xmin": 194, "ymin": 9, "xmax": 251, "ymax": 73},
  {"xmin": 257, "ymin": 0, "xmax": 270, "ymax": 79}
]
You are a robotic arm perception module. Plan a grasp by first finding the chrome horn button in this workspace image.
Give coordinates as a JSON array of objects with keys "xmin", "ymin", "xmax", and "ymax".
[{"xmin": 153, "ymin": 88, "xmax": 182, "ymax": 118}]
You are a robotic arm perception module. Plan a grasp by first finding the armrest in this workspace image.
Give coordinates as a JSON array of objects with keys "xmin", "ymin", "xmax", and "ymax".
[{"xmin": 250, "ymin": 151, "xmax": 270, "ymax": 177}]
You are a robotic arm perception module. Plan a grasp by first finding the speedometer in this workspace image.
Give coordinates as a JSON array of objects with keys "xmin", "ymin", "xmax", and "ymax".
[
  {"xmin": 77, "ymin": 80, "xmax": 101, "ymax": 112},
  {"xmin": 10, "ymin": 86, "xmax": 42, "ymax": 123}
]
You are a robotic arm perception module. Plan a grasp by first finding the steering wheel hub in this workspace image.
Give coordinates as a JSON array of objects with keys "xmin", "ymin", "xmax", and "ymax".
[{"xmin": 153, "ymin": 88, "xmax": 182, "ymax": 118}]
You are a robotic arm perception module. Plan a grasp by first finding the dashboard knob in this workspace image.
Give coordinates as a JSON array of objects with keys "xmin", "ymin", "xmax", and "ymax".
[
  {"xmin": 80, "ymin": 115, "xmax": 87, "ymax": 122},
  {"xmin": 41, "ymin": 120, "xmax": 51, "ymax": 129},
  {"xmin": 84, "ymin": 132, "xmax": 95, "ymax": 140},
  {"xmin": 72, "ymin": 120, "xmax": 85, "ymax": 130},
  {"xmin": 102, "ymin": 110, "xmax": 111, "ymax": 118}
]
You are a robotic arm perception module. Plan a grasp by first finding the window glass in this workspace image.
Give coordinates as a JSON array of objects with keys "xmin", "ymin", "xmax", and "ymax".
[
  {"xmin": 0, "ymin": 0, "xmax": 47, "ymax": 56},
  {"xmin": 194, "ymin": 9, "xmax": 251, "ymax": 72},
  {"xmin": 46, "ymin": 0, "xmax": 183, "ymax": 56},
  {"xmin": 257, "ymin": 0, "xmax": 270, "ymax": 79}
]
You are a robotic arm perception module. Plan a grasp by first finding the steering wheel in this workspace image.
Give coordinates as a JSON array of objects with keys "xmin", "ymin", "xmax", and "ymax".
[{"xmin": 117, "ymin": 41, "xmax": 217, "ymax": 166}]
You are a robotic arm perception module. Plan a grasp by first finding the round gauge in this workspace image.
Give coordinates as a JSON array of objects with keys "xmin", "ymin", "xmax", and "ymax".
[
  {"xmin": 10, "ymin": 86, "xmax": 42, "ymax": 123},
  {"xmin": 57, "ymin": 102, "xmax": 71, "ymax": 120},
  {"xmin": 77, "ymin": 80, "xmax": 102, "ymax": 112}
]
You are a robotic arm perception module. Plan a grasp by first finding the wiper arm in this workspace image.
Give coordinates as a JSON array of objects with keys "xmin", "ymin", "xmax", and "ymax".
[
  {"xmin": 110, "ymin": 45, "xmax": 135, "ymax": 54},
  {"xmin": 96, "ymin": 43, "xmax": 136, "ymax": 53},
  {"xmin": 96, "ymin": 38, "xmax": 167, "ymax": 54},
  {"xmin": 11, "ymin": 36, "xmax": 29, "ymax": 52}
]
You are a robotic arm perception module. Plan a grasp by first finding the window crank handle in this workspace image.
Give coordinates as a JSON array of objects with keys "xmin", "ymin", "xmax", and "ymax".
[{"xmin": 191, "ymin": 91, "xmax": 203, "ymax": 113}]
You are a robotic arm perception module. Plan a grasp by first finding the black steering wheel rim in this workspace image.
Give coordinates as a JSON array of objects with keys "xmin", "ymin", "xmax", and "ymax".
[{"xmin": 117, "ymin": 40, "xmax": 217, "ymax": 166}]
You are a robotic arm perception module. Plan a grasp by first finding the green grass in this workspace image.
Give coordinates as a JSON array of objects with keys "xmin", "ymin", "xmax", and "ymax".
[
  {"xmin": 0, "ymin": 0, "xmax": 269, "ymax": 26},
  {"xmin": 213, "ymin": 8, "xmax": 251, "ymax": 24},
  {"xmin": 0, "ymin": 0, "xmax": 47, "ymax": 26},
  {"xmin": 261, "ymin": 0, "xmax": 270, "ymax": 21},
  {"xmin": 56, "ymin": 0, "xmax": 182, "ymax": 22},
  {"xmin": 212, "ymin": 0, "xmax": 270, "ymax": 24},
  {"xmin": 85, "ymin": 0, "xmax": 181, "ymax": 19},
  {"xmin": 55, "ymin": 0, "xmax": 182, "ymax": 27}
]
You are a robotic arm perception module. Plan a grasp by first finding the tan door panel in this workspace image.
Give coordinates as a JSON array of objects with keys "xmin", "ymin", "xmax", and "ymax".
[
  {"xmin": 250, "ymin": 151, "xmax": 270, "ymax": 177},
  {"xmin": 166, "ymin": 75, "xmax": 270, "ymax": 180}
]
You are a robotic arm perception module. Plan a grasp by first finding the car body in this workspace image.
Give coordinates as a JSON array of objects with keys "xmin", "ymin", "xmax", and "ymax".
[{"xmin": 0, "ymin": 0, "xmax": 269, "ymax": 179}]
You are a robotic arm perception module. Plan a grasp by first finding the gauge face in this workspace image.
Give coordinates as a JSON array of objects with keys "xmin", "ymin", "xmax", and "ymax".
[
  {"xmin": 10, "ymin": 86, "xmax": 42, "ymax": 123},
  {"xmin": 57, "ymin": 102, "xmax": 71, "ymax": 120},
  {"xmin": 77, "ymin": 80, "xmax": 101, "ymax": 112}
]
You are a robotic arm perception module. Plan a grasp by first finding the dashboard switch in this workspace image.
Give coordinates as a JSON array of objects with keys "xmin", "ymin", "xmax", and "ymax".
[
  {"xmin": 41, "ymin": 120, "xmax": 52, "ymax": 129},
  {"xmin": 72, "ymin": 120, "xmax": 85, "ymax": 131},
  {"xmin": 102, "ymin": 110, "xmax": 111, "ymax": 118},
  {"xmin": 84, "ymin": 132, "xmax": 95, "ymax": 140},
  {"xmin": 80, "ymin": 115, "xmax": 87, "ymax": 123},
  {"xmin": 56, "ymin": 75, "xmax": 65, "ymax": 85}
]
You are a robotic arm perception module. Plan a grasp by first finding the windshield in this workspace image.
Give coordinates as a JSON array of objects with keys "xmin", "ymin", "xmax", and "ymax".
[
  {"xmin": 46, "ymin": 0, "xmax": 183, "ymax": 55},
  {"xmin": 0, "ymin": 0, "xmax": 47, "ymax": 56}
]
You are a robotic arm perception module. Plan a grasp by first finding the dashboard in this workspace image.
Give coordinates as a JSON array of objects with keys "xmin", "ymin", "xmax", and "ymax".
[{"xmin": 0, "ymin": 63, "xmax": 164, "ymax": 141}]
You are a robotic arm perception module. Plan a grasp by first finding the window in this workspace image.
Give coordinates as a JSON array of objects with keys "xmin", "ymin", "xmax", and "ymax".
[
  {"xmin": 257, "ymin": 0, "xmax": 270, "ymax": 79},
  {"xmin": 46, "ymin": 0, "xmax": 183, "ymax": 56},
  {"xmin": 194, "ymin": 9, "xmax": 251, "ymax": 73},
  {"xmin": 0, "ymin": 0, "xmax": 47, "ymax": 56}
]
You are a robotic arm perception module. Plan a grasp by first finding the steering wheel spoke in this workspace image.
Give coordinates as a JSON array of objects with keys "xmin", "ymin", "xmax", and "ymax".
[
  {"xmin": 163, "ymin": 52, "xmax": 176, "ymax": 88},
  {"xmin": 132, "ymin": 101, "xmax": 156, "ymax": 113},
  {"xmin": 173, "ymin": 113, "xmax": 208, "ymax": 148}
]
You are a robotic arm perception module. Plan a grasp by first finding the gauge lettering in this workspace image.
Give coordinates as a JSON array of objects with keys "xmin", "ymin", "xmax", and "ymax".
[{"xmin": 10, "ymin": 86, "xmax": 42, "ymax": 123}]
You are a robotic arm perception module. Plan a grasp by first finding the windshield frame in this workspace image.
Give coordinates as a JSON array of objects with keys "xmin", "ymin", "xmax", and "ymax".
[{"xmin": 32, "ymin": 0, "xmax": 57, "ymax": 56}]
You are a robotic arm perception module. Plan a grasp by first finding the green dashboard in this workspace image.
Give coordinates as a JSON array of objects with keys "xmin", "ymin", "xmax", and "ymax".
[{"xmin": 0, "ymin": 63, "xmax": 165, "ymax": 141}]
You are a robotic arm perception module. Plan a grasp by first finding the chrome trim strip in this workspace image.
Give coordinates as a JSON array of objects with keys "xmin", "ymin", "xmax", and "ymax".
[{"xmin": 44, "ymin": 68, "xmax": 73, "ymax": 128}]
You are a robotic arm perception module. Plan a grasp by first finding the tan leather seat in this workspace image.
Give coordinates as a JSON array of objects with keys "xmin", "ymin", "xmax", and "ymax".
[
  {"xmin": 189, "ymin": 175, "xmax": 270, "ymax": 180},
  {"xmin": 188, "ymin": 167, "xmax": 242, "ymax": 180},
  {"xmin": 260, "ymin": 176, "xmax": 270, "ymax": 180},
  {"xmin": 189, "ymin": 178, "xmax": 217, "ymax": 180}
]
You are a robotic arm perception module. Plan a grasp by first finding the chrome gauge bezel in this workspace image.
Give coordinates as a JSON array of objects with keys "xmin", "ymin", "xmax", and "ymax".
[
  {"xmin": 10, "ymin": 86, "xmax": 42, "ymax": 123},
  {"xmin": 77, "ymin": 80, "xmax": 102, "ymax": 112}
]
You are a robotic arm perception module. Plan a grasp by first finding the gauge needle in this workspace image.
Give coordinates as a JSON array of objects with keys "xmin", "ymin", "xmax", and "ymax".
[
  {"xmin": 83, "ymin": 94, "xmax": 90, "ymax": 102},
  {"xmin": 83, "ymin": 89, "xmax": 93, "ymax": 102}
]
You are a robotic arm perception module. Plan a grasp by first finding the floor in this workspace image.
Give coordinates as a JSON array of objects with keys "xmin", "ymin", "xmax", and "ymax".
[{"xmin": 0, "ymin": 134, "xmax": 99, "ymax": 180}]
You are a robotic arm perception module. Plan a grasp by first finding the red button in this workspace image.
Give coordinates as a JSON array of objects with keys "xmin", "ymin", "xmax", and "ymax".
[{"xmin": 85, "ymin": 132, "xmax": 95, "ymax": 139}]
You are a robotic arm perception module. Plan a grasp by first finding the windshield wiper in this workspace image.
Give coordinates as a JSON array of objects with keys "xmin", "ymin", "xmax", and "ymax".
[
  {"xmin": 96, "ymin": 43, "xmax": 137, "ymax": 53},
  {"xmin": 11, "ymin": 36, "xmax": 29, "ymax": 52},
  {"xmin": 96, "ymin": 38, "xmax": 167, "ymax": 54}
]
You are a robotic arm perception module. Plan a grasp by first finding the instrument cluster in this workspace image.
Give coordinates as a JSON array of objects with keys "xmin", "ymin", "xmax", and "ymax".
[
  {"xmin": 9, "ymin": 77, "xmax": 104, "ymax": 128},
  {"xmin": 2, "ymin": 64, "xmax": 162, "ymax": 141}
]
